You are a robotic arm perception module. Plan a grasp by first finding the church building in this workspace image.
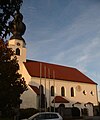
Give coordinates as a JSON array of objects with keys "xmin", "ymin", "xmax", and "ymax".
[{"xmin": 8, "ymin": 12, "xmax": 98, "ymax": 117}]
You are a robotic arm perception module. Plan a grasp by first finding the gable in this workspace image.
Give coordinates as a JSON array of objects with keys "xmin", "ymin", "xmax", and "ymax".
[
  {"xmin": 24, "ymin": 60, "xmax": 96, "ymax": 84},
  {"xmin": 29, "ymin": 85, "xmax": 40, "ymax": 95},
  {"xmin": 52, "ymin": 96, "xmax": 70, "ymax": 103}
]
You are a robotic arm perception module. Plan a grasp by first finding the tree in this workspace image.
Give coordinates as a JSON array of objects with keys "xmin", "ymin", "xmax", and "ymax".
[
  {"xmin": 0, "ymin": 0, "xmax": 23, "ymax": 38},
  {"xmin": 0, "ymin": 39, "xmax": 27, "ymax": 115},
  {"xmin": 0, "ymin": 0, "xmax": 27, "ymax": 116}
]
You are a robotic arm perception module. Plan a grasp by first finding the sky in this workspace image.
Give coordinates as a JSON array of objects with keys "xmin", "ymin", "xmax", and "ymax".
[{"xmin": 20, "ymin": 0, "xmax": 100, "ymax": 99}]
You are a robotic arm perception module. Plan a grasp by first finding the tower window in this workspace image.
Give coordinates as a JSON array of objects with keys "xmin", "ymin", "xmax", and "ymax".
[
  {"xmin": 61, "ymin": 86, "xmax": 65, "ymax": 96},
  {"xmin": 16, "ymin": 48, "xmax": 20, "ymax": 56},
  {"xmin": 71, "ymin": 87, "xmax": 74, "ymax": 97}
]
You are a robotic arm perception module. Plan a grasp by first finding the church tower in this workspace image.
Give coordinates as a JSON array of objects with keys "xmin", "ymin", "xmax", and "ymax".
[{"xmin": 8, "ymin": 11, "xmax": 26, "ymax": 72}]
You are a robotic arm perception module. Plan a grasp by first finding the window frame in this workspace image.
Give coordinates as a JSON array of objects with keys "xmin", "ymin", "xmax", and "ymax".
[
  {"xmin": 71, "ymin": 87, "xmax": 74, "ymax": 97},
  {"xmin": 51, "ymin": 86, "xmax": 54, "ymax": 96},
  {"xmin": 61, "ymin": 86, "xmax": 65, "ymax": 96},
  {"xmin": 16, "ymin": 48, "xmax": 20, "ymax": 56}
]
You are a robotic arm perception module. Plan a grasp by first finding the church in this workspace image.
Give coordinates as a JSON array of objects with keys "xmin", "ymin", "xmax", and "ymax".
[{"xmin": 8, "ymin": 12, "xmax": 98, "ymax": 117}]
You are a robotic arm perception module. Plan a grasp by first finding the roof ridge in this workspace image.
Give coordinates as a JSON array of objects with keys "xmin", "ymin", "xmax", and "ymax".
[
  {"xmin": 24, "ymin": 59, "xmax": 97, "ymax": 85},
  {"xmin": 26, "ymin": 59, "xmax": 75, "ymax": 69}
]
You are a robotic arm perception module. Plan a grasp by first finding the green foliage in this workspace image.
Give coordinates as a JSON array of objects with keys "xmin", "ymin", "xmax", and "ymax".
[
  {"xmin": 0, "ymin": 39, "xmax": 27, "ymax": 115},
  {"xmin": 0, "ymin": 0, "xmax": 23, "ymax": 38},
  {"xmin": 0, "ymin": 0, "xmax": 27, "ymax": 116}
]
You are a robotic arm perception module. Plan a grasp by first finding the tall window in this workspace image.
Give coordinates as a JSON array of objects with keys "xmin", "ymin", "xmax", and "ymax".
[
  {"xmin": 71, "ymin": 87, "xmax": 74, "ymax": 97},
  {"xmin": 39, "ymin": 85, "xmax": 45, "ymax": 109},
  {"xmin": 16, "ymin": 48, "xmax": 20, "ymax": 56},
  {"xmin": 61, "ymin": 86, "xmax": 65, "ymax": 96},
  {"xmin": 39, "ymin": 85, "xmax": 44, "ymax": 94},
  {"xmin": 51, "ymin": 86, "xmax": 54, "ymax": 96}
]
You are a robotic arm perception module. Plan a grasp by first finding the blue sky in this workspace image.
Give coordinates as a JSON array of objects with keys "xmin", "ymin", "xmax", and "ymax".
[{"xmin": 21, "ymin": 0, "xmax": 100, "ymax": 99}]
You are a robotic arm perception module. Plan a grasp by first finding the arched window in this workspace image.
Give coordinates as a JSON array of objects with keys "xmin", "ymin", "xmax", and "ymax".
[
  {"xmin": 61, "ymin": 86, "xmax": 65, "ymax": 96},
  {"xmin": 83, "ymin": 90, "xmax": 87, "ymax": 95},
  {"xmin": 39, "ymin": 85, "xmax": 44, "ymax": 94},
  {"xmin": 51, "ymin": 86, "xmax": 54, "ymax": 96},
  {"xmin": 90, "ymin": 91, "xmax": 94, "ymax": 96},
  {"xmin": 39, "ymin": 85, "xmax": 45, "ymax": 109},
  {"xmin": 71, "ymin": 87, "xmax": 74, "ymax": 97},
  {"xmin": 16, "ymin": 48, "xmax": 20, "ymax": 56}
]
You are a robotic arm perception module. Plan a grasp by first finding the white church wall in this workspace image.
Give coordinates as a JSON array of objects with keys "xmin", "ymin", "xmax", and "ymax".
[
  {"xmin": 21, "ymin": 63, "xmax": 31, "ymax": 84},
  {"xmin": 29, "ymin": 77, "xmax": 98, "ymax": 108},
  {"xmin": 86, "ymin": 104, "xmax": 93, "ymax": 116},
  {"xmin": 20, "ymin": 86, "xmax": 37, "ymax": 109},
  {"xmin": 8, "ymin": 39, "xmax": 26, "ymax": 63}
]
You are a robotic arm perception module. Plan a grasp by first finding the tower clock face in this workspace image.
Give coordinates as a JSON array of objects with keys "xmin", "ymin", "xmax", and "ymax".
[{"xmin": 17, "ymin": 42, "xmax": 20, "ymax": 46}]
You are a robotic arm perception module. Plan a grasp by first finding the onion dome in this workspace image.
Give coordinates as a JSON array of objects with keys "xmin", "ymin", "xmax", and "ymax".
[{"xmin": 9, "ymin": 12, "xmax": 26, "ymax": 44}]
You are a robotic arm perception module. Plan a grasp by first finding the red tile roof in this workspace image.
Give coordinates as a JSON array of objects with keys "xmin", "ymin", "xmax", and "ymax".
[
  {"xmin": 29, "ymin": 85, "xmax": 40, "ymax": 95},
  {"xmin": 84, "ymin": 102, "xmax": 93, "ymax": 107},
  {"xmin": 52, "ymin": 96, "xmax": 69, "ymax": 103},
  {"xmin": 74, "ymin": 102, "xmax": 81, "ymax": 104},
  {"xmin": 86, "ymin": 102, "xmax": 93, "ymax": 105},
  {"xmin": 24, "ymin": 60, "xmax": 96, "ymax": 84}
]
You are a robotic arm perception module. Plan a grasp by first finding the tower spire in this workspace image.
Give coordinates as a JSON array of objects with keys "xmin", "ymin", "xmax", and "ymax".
[{"xmin": 9, "ymin": 11, "xmax": 26, "ymax": 43}]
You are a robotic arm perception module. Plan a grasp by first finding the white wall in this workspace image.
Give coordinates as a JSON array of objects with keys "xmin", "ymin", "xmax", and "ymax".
[
  {"xmin": 29, "ymin": 77, "xmax": 98, "ymax": 107},
  {"xmin": 20, "ymin": 86, "xmax": 37, "ymax": 109},
  {"xmin": 8, "ymin": 39, "xmax": 26, "ymax": 63}
]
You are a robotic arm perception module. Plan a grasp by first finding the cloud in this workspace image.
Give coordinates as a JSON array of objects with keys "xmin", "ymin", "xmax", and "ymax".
[{"xmin": 23, "ymin": 0, "xmax": 100, "ymax": 86}]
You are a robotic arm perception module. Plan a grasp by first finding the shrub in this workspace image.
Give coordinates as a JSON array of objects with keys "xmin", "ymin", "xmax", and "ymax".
[{"xmin": 19, "ymin": 108, "xmax": 39, "ymax": 119}]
